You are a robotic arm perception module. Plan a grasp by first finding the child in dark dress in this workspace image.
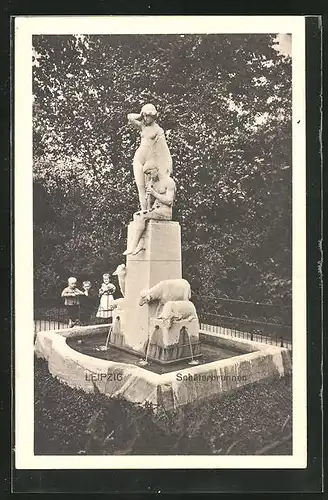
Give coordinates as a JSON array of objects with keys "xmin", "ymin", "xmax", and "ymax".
[{"xmin": 79, "ymin": 281, "xmax": 97, "ymax": 326}]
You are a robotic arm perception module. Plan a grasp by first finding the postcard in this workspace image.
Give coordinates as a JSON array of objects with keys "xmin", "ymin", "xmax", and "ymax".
[{"xmin": 14, "ymin": 15, "xmax": 306, "ymax": 469}]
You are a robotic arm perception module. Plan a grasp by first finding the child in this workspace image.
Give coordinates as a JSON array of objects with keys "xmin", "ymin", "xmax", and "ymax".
[
  {"xmin": 96, "ymin": 274, "xmax": 116, "ymax": 323},
  {"xmin": 61, "ymin": 277, "xmax": 84, "ymax": 327},
  {"xmin": 79, "ymin": 281, "xmax": 97, "ymax": 326}
]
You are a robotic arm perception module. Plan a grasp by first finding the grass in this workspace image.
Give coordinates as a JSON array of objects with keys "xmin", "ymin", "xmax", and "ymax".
[{"xmin": 34, "ymin": 357, "xmax": 292, "ymax": 456}]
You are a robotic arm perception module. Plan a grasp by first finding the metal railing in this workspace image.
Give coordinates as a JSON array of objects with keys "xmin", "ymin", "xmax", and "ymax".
[
  {"xmin": 34, "ymin": 303, "xmax": 292, "ymax": 350},
  {"xmin": 200, "ymin": 322, "xmax": 292, "ymax": 350},
  {"xmin": 199, "ymin": 310, "xmax": 291, "ymax": 347},
  {"xmin": 34, "ymin": 318, "xmax": 68, "ymax": 333},
  {"xmin": 34, "ymin": 305, "xmax": 98, "ymax": 333},
  {"xmin": 193, "ymin": 293, "xmax": 292, "ymax": 348},
  {"xmin": 193, "ymin": 293, "xmax": 292, "ymax": 326}
]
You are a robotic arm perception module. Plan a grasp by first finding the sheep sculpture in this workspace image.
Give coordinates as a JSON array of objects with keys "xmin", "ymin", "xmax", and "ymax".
[
  {"xmin": 139, "ymin": 278, "xmax": 191, "ymax": 317},
  {"xmin": 157, "ymin": 300, "xmax": 198, "ymax": 329}
]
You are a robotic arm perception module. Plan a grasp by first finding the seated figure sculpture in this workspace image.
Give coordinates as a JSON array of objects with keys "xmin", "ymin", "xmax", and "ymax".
[{"xmin": 123, "ymin": 162, "xmax": 176, "ymax": 256}]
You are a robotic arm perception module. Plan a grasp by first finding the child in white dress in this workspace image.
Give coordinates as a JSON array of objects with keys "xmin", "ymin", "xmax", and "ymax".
[{"xmin": 96, "ymin": 273, "xmax": 116, "ymax": 322}]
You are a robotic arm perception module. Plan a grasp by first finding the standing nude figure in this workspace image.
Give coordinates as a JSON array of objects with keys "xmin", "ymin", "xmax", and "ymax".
[{"xmin": 127, "ymin": 103, "xmax": 173, "ymax": 210}]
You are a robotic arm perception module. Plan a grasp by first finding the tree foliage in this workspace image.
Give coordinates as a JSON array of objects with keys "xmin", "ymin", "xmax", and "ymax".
[{"xmin": 33, "ymin": 34, "xmax": 292, "ymax": 305}]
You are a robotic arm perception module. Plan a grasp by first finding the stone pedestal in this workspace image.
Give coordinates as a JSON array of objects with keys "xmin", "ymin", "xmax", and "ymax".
[{"xmin": 114, "ymin": 220, "xmax": 182, "ymax": 353}]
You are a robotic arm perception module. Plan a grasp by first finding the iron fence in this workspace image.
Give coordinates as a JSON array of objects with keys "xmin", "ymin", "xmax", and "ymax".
[
  {"xmin": 34, "ymin": 304, "xmax": 99, "ymax": 333},
  {"xmin": 34, "ymin": 306, "xmax": 67, "ymax": 333},
  {"xmin": 199, "ymin": 322, "xmax": 292, "ymax": 350},
  {"xmin": 34, "ymin": 318, "xmax": 68, "ymax": 332},
  {"xmin": 34, "ymin": 303, "xmax": 292, "ymax": 350},
  {"xmin": 194, "ymin": 293, "xmax": 292, "ymax": 349},
  {"xmin": 193, "ymin": 293, "xmax": 292, "ymax": 326}
]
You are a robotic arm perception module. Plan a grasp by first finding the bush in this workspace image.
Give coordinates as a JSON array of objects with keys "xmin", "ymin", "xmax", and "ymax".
[{"xmin": 35, "ymin": 358, "xmax": 292, "ymax": 455}]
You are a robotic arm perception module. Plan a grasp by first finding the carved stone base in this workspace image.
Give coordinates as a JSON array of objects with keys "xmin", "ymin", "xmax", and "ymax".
[
  {"xmin": 109, "ymin": 317, "xmax": 201, "ymax": 364},
  {"xmin": 145, "ymin": 340, "xmax": 202, "ymax": 364},
  {"xmin": 144, "ymin": 318, "xmax": 201, "ymax": 363}
]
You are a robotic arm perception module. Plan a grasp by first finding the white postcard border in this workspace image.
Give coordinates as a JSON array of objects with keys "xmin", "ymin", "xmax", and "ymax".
[{"xmin": 14, "ymin": 15, "xmax": 306, "ymax": 469}]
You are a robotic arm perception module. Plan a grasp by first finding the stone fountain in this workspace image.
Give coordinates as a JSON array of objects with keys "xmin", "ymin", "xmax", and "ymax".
[
  {"xmin": 110, "ymin": 219, "xmax": 201, "ymax": 364},
  {"xmin": 34, "ymin": 104, "xmax": 292, "ymax": 410}
]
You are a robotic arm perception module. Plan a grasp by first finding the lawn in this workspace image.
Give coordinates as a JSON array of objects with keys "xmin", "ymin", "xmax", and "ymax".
[{"xmin": 34, "ymin": 357, "xmax": 292, "ymax": 456}]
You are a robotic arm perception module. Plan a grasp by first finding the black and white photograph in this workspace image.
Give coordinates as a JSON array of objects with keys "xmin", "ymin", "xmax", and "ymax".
[{"xmin": 14, "ymin": 16, "xmax": 306, "ymax": 468}]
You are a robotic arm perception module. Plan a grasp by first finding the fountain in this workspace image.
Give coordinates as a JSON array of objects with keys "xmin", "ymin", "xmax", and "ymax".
[{"xmin": 34, "ymin": 104, "xmax": 292, "ymax": 410}]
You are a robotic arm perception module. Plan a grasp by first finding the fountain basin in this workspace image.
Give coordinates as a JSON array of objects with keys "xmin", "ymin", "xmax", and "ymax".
[
  {"xmin": 110, "ymin": 317, "xmax": 202, "ymax": 365},
  {"xmin": 34, "ymin": 324, "xmax": 292, "ymax": 410}
]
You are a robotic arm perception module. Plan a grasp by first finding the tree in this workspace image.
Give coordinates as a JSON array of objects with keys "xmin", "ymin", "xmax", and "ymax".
[{"xmin": 32, "ymin": 33, "xmax": 292, "ymax": 310}]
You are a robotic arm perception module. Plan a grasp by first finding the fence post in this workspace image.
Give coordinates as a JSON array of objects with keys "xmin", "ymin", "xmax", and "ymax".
[
  {"xmin": 280, "ymin": 336, "xmax": 284, "ymax": 348},
  {"xmin": 250, "ymin": 331, "xmax": 253, "ymax": 341}
]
